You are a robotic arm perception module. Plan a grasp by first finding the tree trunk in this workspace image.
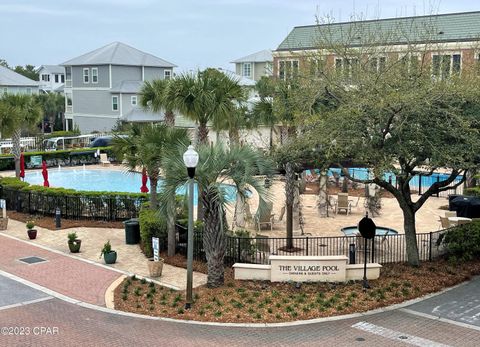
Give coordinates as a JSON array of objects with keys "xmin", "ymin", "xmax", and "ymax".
[
  {"xmin": 229, "ymin": 127, "xmax": 240, "ymax": 149},
  {"xmin": 318, "ymin": 170, "xmax": 328, "ymax": 217},
  {"xmin": 466, "ymin": 169, "xmax": 477, "ymax": 188},
  {"xmin": 233, "ymin": 193, "xmax": 245, "ymax": 229},
  {"xmin": 198, "ymin": 122, "xmax": 209, "ymax": 145},
  {"xmin": 149, "ymin": 176, "xmax": 158, "ymax": 210},
  {"xmin": 167, "ymin": 194, "xmax": 176, "ymax": 256},
  {"xmin": 402, "ymin": 205, "xmax": 420, "ymax": 266},
  {"xmin": 269, "ymin": 127, "xmax": 273, "ymax": 151},
  {"xmin": 341, "ymin": 175, "xmax": 349, "ymax": 193},
  {"xmin": 202, "ymin": 188, "xmax": 226, "ymax": 288},
  {"xmin": 164, "ymin": 110, "xmax": 175, "ymax": 127},
  {"xmin": 285, "ymin": 162, "xmax": 295, "ymax": 249},
  {"xmin": 12, "ymin": 129, "xmax": 21, "ymax": 178}
]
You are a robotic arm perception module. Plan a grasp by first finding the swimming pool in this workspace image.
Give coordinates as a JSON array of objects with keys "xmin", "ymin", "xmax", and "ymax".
[
  {"xmin": 307, "ymin": 168, "xmax": 463, "ymax": 190},
  {"xmin": 341, "ymin": 226, "xmax": 398, "ymax": 236},
  {"xmin": 24, "ymin": 169, "xmax": 239, "ymax": 203}
]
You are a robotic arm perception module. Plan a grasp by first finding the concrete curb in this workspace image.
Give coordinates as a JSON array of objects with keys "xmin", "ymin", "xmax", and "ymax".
[
  {"xmin": 0, "ymin": 265, "xmax": 476, "ymax": 328},
  {"xmin": 0, "ymin": 232, "xmax": 181, "ymax": 290}
]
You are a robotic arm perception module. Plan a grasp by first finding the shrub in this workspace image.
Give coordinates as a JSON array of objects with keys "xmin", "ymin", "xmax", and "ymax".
[
  {"xmin": 443, "ymin": 221, "xmax": 480, "ymax": 262},
  {"xmin": 138, "ymin": 207, "xmax": 168, "ymax": 257}
]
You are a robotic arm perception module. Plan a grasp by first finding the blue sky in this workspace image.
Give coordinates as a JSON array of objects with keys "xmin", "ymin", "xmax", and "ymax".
[{"xmin": 1, "ymin": 0, "xmax": 479, "ymax": 72}]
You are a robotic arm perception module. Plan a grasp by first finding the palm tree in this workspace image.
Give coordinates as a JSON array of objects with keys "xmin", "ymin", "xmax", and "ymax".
[
  {"xmin": 161, "ymin": 143, "xmax": 275, "ymax": 288},
  {"xmin": 140, "ymin": 79, "xmax": 175, "ymax": 126},
  {"xmin": 112, "ymin": 123, "xmax": 189, "ymax": 209},
  {"xmin": 0, "ymin": 94, "xmax": 42, "ymax": 177},
  {"xmin": 36, "ymin": 93, "xmax": 65, "ymax": 132},
  {"xmin": 165, "ymin": 69, "xmax": 244, "ymax": 145}
]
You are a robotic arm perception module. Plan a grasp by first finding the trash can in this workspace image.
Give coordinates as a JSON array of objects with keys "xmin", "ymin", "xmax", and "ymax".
[{"xmin": 124, "ymin": 219, "xmax": 140, "ymax": 245}]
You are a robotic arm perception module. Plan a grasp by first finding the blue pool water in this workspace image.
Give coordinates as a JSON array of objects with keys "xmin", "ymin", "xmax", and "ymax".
[
  {"xmin": 24, "ymin": 169, "xmax": 239, "ymax": 203},
  {"xmin": 307, "ymin": 168, "xmax": 462, "ymax": 190},
  {"xmin": 341, "ymin": 226, "xmax": 398, "ymax": 236}
]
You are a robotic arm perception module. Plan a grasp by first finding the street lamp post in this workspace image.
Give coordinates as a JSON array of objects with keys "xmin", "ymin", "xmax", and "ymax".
[{"xmin": 183, "ymin": 145, "xmax": 199, "ymax": 309}]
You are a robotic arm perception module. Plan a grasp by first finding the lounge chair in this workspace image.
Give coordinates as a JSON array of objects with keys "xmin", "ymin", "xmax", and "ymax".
[
  {"xmin": 254, "ymin": 202, "xmax": 275, "ymax": 232},
  {"xmin": 334, "ymin": 193, "xmax": 352, "ymax": 215},
  {"xmin": 100, "ymin": 153, "xmax": 111, "ymax": 166}
]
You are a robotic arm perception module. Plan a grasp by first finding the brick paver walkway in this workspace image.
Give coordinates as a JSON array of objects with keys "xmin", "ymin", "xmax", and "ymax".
[{"xmin": 0, "ymin": 234, "xmax": 121, "ymax": 306}]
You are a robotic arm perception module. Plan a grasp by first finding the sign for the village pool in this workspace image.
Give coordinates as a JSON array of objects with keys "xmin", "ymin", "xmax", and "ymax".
[{"xmin": 270, "ymin": 256, "xmax": 347, "ymax": 282}]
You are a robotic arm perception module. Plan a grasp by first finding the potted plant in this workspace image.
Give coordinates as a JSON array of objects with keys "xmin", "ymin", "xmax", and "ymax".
[
  {"xmin": 26, "ymin": 220, "xmax": 37, "ymax": 240},
  {"xmin": 147, "ymin": 257, "xmax": 164, "ymax": 277},
  {"xmin": 100, "ymin": 240, "xmax": 117, "ymax": 264},
  {"xmin": 67, "ymin": 232, "xmax": 82, "ymax": 253}
]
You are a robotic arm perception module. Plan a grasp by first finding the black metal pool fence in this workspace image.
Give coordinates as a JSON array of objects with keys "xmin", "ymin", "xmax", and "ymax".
[
  {"xmin": 0, "ymin": 187, "xmax": 146, "ymax": 221},
  {"xmin": 192, "ymin": 230, "xmax": 447, "ymax": 265}
]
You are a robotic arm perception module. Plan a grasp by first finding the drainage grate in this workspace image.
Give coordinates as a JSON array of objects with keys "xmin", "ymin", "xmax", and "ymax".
[{"xmin": 18, "ymin": 256, "xmax": 47, "ymax": 264}]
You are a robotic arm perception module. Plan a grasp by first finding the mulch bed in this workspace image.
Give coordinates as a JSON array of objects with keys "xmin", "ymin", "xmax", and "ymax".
[
  {"xmin": 7, "ymin": 211, "xmax": 124, "ymax": 230},
  {"xmin": 114, "ymin": 259, "xmax": 480, "ymax": 323}
]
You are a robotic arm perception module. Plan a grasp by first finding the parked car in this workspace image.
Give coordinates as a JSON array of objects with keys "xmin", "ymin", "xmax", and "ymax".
[{"xmin": 89, "ymin": 136, "xmax": 113, "ymax": 148}]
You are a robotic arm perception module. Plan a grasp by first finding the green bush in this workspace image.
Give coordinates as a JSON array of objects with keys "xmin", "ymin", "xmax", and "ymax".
[
  {"xmin": 139, "ymin": 207, "xmax": 167, "ymax": 257},
  {"xmin": 464, "ymin": 187, "xmax": 480, "ymax": 197},
  {"xmin": 443, "ymin": 221, "xmax": 480, "ymax": 262}
]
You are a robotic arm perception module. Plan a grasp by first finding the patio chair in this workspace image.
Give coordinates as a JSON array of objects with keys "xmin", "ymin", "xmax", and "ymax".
[
  {"xmin": 255, "ymin": 234, "xmax": 271, "ymax": 263},
  {"xmin": 439, "ymin": 216, "xmax": 451, "ymax": 229},
  {"xmin": 457, "ymin": 219, "xmax": 471, "ymax": 226},
  {"xmin": 254, "ymin": 202, "xmax": 275, "ymax": 232},
  {"xmin": 334, "ymin": 193, "xmax": 352, "ymax": 215},
  {"xmin": 100, "ymin": 153, "xmax": 111, "ymax": 166}
]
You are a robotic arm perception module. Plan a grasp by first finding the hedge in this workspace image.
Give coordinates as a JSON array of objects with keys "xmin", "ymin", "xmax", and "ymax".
[
  {"xmin": 139, "ymin": 207, "xmax": 167, "ymax": 257},
  {"xmin": 443, "ymin": 221, "xmax": 480, "ymax": 262}
]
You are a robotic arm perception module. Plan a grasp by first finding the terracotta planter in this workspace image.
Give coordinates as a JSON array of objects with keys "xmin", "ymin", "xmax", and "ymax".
[
  {"xmin": 68, "ymin": 239, "xmax": 82, "ymax": 253},
  {"xmin": 27, "ymin": 229, "xmax": 37, "ymax": 240},
  {"xmin": 147, "ymin": 258, "xmax": 164, "ymax": 277}
]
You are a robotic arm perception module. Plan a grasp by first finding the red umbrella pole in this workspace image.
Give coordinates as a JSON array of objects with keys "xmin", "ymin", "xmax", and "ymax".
[
  {"xmin": 140, "ymin": 168, "xmax": 149, "ymax": 193},
  {"xmin": 19, "ymin": 153, "xmax": 25, "ymax": 180},
  {"xmin": 42, "ymin": 161, "xmax": 49, "ymax": 187}
]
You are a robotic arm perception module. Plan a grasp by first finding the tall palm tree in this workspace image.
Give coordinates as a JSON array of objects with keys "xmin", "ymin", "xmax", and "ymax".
[
  {"xmin": 36, "ymin": 93, "xmax": 65, "ymax": 132},
  {"xmin": 165, "ymin": 69, "xmax": 244, "ymax": 145},
  {"xmin": 0, "ymin": 94, "xmax": 42, "ymax": 177},
  {"xmin": 140, "ymin": 79, "xmax": 175, "ymax": 126},
  {"xmin": 161, "ymin": 143, "xmax": 274, "ymax": 288}
]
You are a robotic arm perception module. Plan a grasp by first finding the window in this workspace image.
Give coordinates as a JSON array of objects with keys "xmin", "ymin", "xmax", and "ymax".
[
  {"xmin": 432, "ymin": 54, "xmax": 461, "ymax": 79},
  {"xmin": 26, "ymin": 88, "xmax": 32, "ymax": 95},
  {"xmin": 112, "ymin": 96, "xmax": 119, "ymax": 111},
  {"xmin": 242, "ymin": 63, "xmax": 252, "ymax": 77},
  {"xmin": 3, "ymin": 87, "xmax": 7, "ymax": 94},
  {"xmin": 41, "ymin": 74, "xmax": 50, "ymax": 82},
  {"xmin": 65, "ymin": 67, "xmax": 71, "ymax": 81},
  {"xmin": 278, "ymin": 60, "xmax": 299, "ymax": 80},
  {"xmin": 309, "ymin": 58, "xmax": 325, "ymax": 76},
  {"xmin": 335, "ymin": 57, "xmax": 359, "ymax": 79},
  {"xmin": 164, "ymin": 70, "xmax": 171, "ymax": 80},
  {"xmin": 65, "ymin": 92, "xmax": 73, "ymax": 112},
  {"xmin": 131, "ymin": 95, "xmax": 137, "ymax": 106},
  {"xmin": 369, "ymin": 57, "xmax": 386, "ymax": 73},
  {"xmin": 83, "ymin": 68, "xmax": 89, "ymax": 83},
  {"xmin": 92, "ymin": 68, "xmax": 98, "ymax": 83},
  {"xmin": 400, "ymin": 53, "xmax": 420, "ymax": 74},
  {"xmin": 61, "ymin": 74, "xmax": 65, "ymax": 83},
  {"xmin": 54, "ymin": 74, "xmax": 59, "ymax": 83}
]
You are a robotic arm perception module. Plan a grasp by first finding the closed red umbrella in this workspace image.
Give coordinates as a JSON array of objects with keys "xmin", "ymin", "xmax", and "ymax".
[
  {"xmin": 140, "ymin": 168, "xmax": 149, "ymax": 193},
  {"xmin": 42, "ymin": 161, "xmax": 49, "ymax": 187},
  {"xmin": 19, "ymin": 153, "xmax": 25, "ymax": 180}
]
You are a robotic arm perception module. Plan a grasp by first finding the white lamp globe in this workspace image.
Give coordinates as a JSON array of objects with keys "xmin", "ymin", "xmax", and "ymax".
[{"xmin": 183, "ymin": 145, "xmax": 199, "ymax": 169}]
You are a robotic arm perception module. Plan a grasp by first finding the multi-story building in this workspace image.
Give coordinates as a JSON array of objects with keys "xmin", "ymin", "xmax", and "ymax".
[
  {"xmin": 61, "ymin": 42, "xmax": 175, "ymax": 133},
  {"xmin": 231, "ymin": 49, "xmax": 272, "ymax": 81},
  {"xmin": 0, "ymin": 65, "xmax": 39, "ymax": 95},
  {"xmin": 273, "ymin": 11, "xmax": 480, "ymax": 79},
  {"xmin": 37, "ymin": 65, "xmax": 65, "ymax": 93}
]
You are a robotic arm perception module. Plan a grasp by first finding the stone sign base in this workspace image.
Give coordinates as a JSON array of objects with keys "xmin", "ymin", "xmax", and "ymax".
[{"xmin": 233, "ymin": 255, "xmax": 382, "ymax": 283}]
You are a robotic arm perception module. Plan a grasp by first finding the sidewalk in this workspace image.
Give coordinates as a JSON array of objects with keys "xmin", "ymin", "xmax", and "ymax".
[
  {"xmin": 1, "ymin": 219, "xmax": 207, "ymax": 291},
  {"xmin": 0, "ymin": 234, "xmax": 120, "ymax": 306}
]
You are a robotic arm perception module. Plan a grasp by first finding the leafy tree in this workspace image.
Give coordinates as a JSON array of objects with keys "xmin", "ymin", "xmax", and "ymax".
[
  {"xmin": 161, "ymin": 143, "xmax": 274, "ymax": 287},
  {"xmin": 0, "ymin": 94, "xmax": 42, "ymax": 177},
  {"xmin": 0, "ymin": 59, "xmax": 9, "ymax": 68},
  {"xmin": 288, "ymin": 21, "xmax": 480, "ymax": 266},
  {"xmin": 36, "ymin": 93, "xmax": 65, "ymax": 132},
  {"xmin": 14, "ymin": 65, "xmax": 39, "ymax": 81},
  {"xmin": 140, "ymin": 79, "xmax": 175, "ymax": 126}
]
